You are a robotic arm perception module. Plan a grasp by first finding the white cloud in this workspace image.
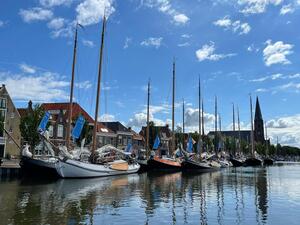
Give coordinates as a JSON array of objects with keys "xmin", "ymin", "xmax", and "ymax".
[
  {"xmin": 250, "ymin": 73, "xmax": 283, "ymax": 82},
  {"xmin": 263, "ymin": 40, "xmax": 293, "ymax": 66},
  {"xmin": 280, "ymin": 4, "xmax": 295, "ymax": 15},
  {"xmin": 181, "ymin": 34, "xmax": 191, "ymax": 38},
  {"xmin": 184, "ymin": 107, "xmax": 215, "ymax": 133},
  {"xmin": 39, "ymin": 0, "xmax": 73, "ymax": 7},
  {"xmin": 266, "ymin": 114, "xmax": 300, "ymax": 147},
  {"xmin": 238, "ymin": 0, "xmax": 283, "ymax": 15},
  {"xmin": 0, "ymin": 20, "xmax": 4, "ymax": 27},
  {"xmin": 127, "ymin": 112, "xmax": 167, "ymax": 129},
  {"xmin": 75, "ymin": 80, "xmax": 92, "ymax": 89},
  {"xmin": 247, "ymin": 44, "xmax": 259, "ymax": 52},
  {"xmin": 255, "ymin": 88, "xmax": 268, "ymax": 93},
  {"xmin": 123, "ymin": 37, "xmax": 132, "ymax": 49},
  {"xmin": 82, "ymin": 39, "xmax": 95, "ymax": 48},
  {"xmin": 178, "ymin": 42, "xmax": 190, "ymax": 47},
  {"xmin": 173, "ymin": 13, "xmax": 189, "ymax": 25},
  {"xmin": 195, "ymin": 42, "xmax": 236, "ymax": 62},
  {"xmin": 213, "ymin": 16, "xmax": 251, "ymax": 35},
  {"xmin": 0, "ymin": 71, "xmax": 69, "ymax": 102},
  {"xmin": 76, "ymin": 0, "xmax": 115, "ymax": 26},
  {"xmin": 141, "ymin": 37, "xmax": 163, "ymax": 49},
  {"xmin": 19, "ymin": 7, "xmax": 53, "ymax": 23},
  {"xmin": 47, "ymin": 17, "xmax": 66, "ymax": 30},
  {"xmin": 99, "ymin": 114, "xmax": 115, "ymax": 122},
  {"xmin": 19, "ymin": 63, "xmax": 36, "ymax": 74},
  {"xmin": 142, "ymin": 0, "xmax": 189, "ymax": 25},
  {"xmin": 49, "ymin": 21, "xmax": 74, "ymax": 38}
]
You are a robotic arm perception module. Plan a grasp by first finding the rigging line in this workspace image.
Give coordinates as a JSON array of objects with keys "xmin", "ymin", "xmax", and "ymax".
[{"xmin": 103, "ymin": 21, "xmax": 110, "ymax": 117}]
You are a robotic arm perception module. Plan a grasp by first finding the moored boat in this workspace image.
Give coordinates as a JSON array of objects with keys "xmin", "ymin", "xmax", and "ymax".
[
  {"xmin": 20, "ymin": 155, "xmax": 59, "ymax": 178},
  {"xmin": 55, "ymin": 158, "xmax": 140, "ymax": 178},
  {"xmin": 181, "ymin": 158, "xmax": 219, "ymax": 172},
  {"xmin": 147, "ymin": 156, "xmax": 181, "ymax": 171},
  {"xmin": 230, "ymin": 157, "xmax": 245, "ymax": 167},
  {"xmin": 263, "ymin": 157, "xmax": 274, "ymax": 166},
  {"xmin": 244, "ymin": 157, "xmax": 262, "ymax": 166}
]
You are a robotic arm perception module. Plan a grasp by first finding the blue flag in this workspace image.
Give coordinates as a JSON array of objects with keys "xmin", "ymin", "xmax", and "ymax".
[
  {"xmin": 125, "ymin": 143, "xmax": 132, "ymax": 152},
  {"xmin": 153, "ymin": 135, "xmax": 160, "ymax": 150},
  {"xmin": 72, "ymin": 115, "xmax": 85, "ymax": 139},
  {"xmin": 187, "ymin": 136, "xmax": 193, "ymax": 153},
  {"xmin": 38, "ymin": 111, "xmax": 50, "ymax": 133}
]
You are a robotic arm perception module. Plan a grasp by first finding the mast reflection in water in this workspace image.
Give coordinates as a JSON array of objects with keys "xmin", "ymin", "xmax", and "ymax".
[{"xmin": 1, "ymin": 163, "xmax": 300, "ymax": 225}]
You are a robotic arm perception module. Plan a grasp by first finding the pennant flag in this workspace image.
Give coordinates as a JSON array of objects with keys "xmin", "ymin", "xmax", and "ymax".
[
  {"xmin": 38, "ymin": 111, "xmax": 50, "ymax": 133},
  {"xmin": 125, "ymin": 143, "xmax": 132, "ymax": 153},
  {"xmin": 153, "ymin": 135, "xmax": 160, "ymax": 150},
  {"xmin": 187, "ymin": 136, "xmax": 193, "ymax": 153},
  {"xmin": 72, "ymin": 115, "xmax": 85, "ymax": 139}
]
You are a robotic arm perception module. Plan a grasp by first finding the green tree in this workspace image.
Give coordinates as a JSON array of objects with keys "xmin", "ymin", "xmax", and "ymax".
[{"xmin": 19, "ymin": 104, "xmax": 45, "ymax": 148}]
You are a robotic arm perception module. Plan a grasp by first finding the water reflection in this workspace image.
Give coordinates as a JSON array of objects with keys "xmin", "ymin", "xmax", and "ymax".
[{"xmin": 1, "ymin": 163, "xmax": 300, "ymax": 225}]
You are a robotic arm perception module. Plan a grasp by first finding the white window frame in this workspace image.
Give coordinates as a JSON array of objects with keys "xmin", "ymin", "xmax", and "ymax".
[{"xmin": 57, "ymin": 124, "xmax": 64, "ymax": 138}]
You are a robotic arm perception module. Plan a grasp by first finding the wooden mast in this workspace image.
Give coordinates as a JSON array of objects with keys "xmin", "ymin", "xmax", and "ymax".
[
  {"xmin": 92, "ymin": 16, "xmax": 106, "ymax": 153},
  {"xmin": 265, "ymin": 122, "xmax": 269, "ymax": 156},
  {"xmin": 214, "ymin": 96, "xmax": 218, "ymax": 155},
  {"xmin": 171, "ymin": 59, "xmax": 175, "ymax": 155},
  {"xmin": 146, "ymin": 79, "xmax": 150, "ymax": 158},
  {"xmin": 237, "ymin": 105, "xmax": 241, "ymax": 154},
  {"xmin": 232, "ymin": 103, "xmax": 236, "ymax": 155},
  {"xmin": 250, "ymin": 95, "xmax": 255, "ymax": 157},
  {"xmin": 201, "ymin": 99, "xmax": 204, "ymax": 136},
  {"xmin": 219, "ymin": 113, "xmax": 222, "ymax": 151},
  {"xmin": 182, "ymin": 98, "xmax": 185, "ymax": 149},
  {"xmin": 66, "ymin": 24, "xmax": 78, "ymax": 149},
  {"xmin": 198, "ymin": 77, "xmax": 201, "ymax": 136}
]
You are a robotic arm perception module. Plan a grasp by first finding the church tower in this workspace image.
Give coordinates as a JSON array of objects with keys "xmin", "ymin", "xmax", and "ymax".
[{"xmin": 254, "ymin": 97, "xmax": 265, "ymax": 144}]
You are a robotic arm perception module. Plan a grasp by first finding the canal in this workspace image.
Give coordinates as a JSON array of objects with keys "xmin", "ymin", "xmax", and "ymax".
[{"xmin": 0, "ymin": 162, "xmax": 299, "ymax": 225}]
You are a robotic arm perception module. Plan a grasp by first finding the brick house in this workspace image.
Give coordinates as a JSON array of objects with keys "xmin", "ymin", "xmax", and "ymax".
[
  {"xmin": 101, "ymin": 122, "xmax": 134, "ymax": 150},
  {"xmin": 0, "ymin": 84, "xmax": 21, "ymax": 158}
]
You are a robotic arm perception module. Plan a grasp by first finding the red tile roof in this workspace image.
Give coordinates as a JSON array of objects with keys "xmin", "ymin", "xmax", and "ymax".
[{"xmin": 42, "ymin": 102, "xmax": 94, "ymax": 124}]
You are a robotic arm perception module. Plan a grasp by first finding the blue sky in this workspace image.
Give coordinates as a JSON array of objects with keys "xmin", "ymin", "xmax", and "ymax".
[{"xmin": 1, "ymin": 0, "xmax": 300, "ymax": 146}]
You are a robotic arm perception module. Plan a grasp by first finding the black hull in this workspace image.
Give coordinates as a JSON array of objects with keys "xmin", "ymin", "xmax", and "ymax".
[
  {"xmin": 137, "ymin": 160, "xmax": 149, "ymax": 172},
  {"xmin": 147, "ymin": 159, "xmax": 181, "ymax": 172},
  {"xmin": 230, "ymin": 158, "xmax": 244, "ymax": 167},
  {"xmin": 263, "ymin": 158, "xmax": 274, "ymax": 166},
  {"xmin": 20, "ymin": 156, "xmax": 59, "ymax": 178},
  {"xmin": 244, "ymin": 157, "xmax": 262, "ymax": 167},
  {"xmin": 181, "ymin": 160, "xmax": 218, "ymax": 172}
]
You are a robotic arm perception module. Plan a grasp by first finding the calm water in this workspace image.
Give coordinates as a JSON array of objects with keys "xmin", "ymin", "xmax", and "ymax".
[{"xmin": 1, "ymin": 162, "xmax": 300, "ymax": 225}]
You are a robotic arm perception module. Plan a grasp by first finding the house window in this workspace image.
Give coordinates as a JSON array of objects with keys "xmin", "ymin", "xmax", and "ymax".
[
  {"xmin": 48, "ymin": 125, "xmax": 53, "ymax": 137},
  {"xmin": 123, "ymin": 137, "xmax": 127, "ymax": 146},
  {"xmin": 0, "ymin": 98, "xmax": 6, "ymax": 109},
  {"xmin": 118, "ymin": 136, "xmax": 122, "ymax": 145},
  {"xmin": 57, "ymin": 124, "xmax": 64, "ymax": 138},
  {"xmin": 0, "ymin": 109, "xmax": 5, "ymax": 119}
]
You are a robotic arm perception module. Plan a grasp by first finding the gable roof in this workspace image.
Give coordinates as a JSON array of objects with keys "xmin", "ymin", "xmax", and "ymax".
[
  {"xmin": 101, "ymin": 121, "xmax": 131, "ymax": 133},
  {"xmin": 0, "ymin": 84, "xmax": 21, "ymax": 118},
  {"xmin": 41, "ymin": 102, "xmax": 94, "ymax": 124}
]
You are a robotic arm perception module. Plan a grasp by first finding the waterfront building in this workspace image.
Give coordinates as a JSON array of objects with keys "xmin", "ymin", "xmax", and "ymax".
[
  {"xmin": 0, "ymin": 84, "xmax": 21, "ymax": 159},
  {"xmin": 101, "ymin": 122, "xmax": 134, "ymax": 150},
  {"xmin": 207, "ymin": 96, "xmax": 265, "ymax": 146}
]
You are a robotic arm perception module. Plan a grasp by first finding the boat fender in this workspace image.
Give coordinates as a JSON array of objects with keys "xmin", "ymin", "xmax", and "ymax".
[{"xmin": 22, "ymin": 144, "xmax": 33, "ymax": 158}]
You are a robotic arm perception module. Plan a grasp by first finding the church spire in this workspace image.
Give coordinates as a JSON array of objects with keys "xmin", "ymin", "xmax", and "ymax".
[
  {"xmin": 254, "ymin": 96, "xmax": 265, "ymax": 144},
  {"xmin": 255, "ymin": 96, "xmax": 263, "ymax": 121}
]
